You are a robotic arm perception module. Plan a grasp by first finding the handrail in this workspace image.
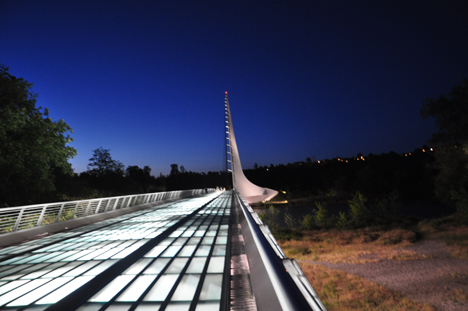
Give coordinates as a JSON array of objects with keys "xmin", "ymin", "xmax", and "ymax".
[
  {"xmin": 0, "ymin": 188, "xmax": 215, "ymax": 234},
  {"xmin": 234, "ymin": 190, "xmax": 327, "ymax": 311}
]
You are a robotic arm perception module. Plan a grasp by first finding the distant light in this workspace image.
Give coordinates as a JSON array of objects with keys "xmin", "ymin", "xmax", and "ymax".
[
  {"xmin": 409, "ymin": 153, "xmax": 412, "ymax": 155},
  {"xmin": 282, "ymin": 191, "xmax": 286, "ymax": 194},
  {"xmin": 318, "ymin": 161, "xmax": 320, "ymax": 163},
  {"xmin": 430, "ymin": 148, "xmax": 433, "ymax": 151},
  {"xmin": 225, "ymin": 91, "xmax": 228, "ymax": 94},
  {"xmin": 422, "ymin": 149, "xmax": 426, "ymax": 152},
  {"xmin": 405, "ymin": 154, "xmax": 407, "ymax": 156}
]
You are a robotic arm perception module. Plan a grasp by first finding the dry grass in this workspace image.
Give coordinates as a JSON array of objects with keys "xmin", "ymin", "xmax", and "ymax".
[
  {"xmin": 299, "ymin": 263, "xmax": 436, "ymax": 311},
  {"xmin": 419, "ymin": 216, "xmax": 468, "ymax": 259},
  {"xmin": 279, "ymin": 228, "xmax": 422, "ymax": 264}
]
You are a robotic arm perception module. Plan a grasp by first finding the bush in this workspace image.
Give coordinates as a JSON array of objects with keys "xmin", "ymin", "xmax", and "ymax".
[
  {"xmin": 314, "ymin": 201, "xmax": 328, "ymax": 227},
  {"xmin": 259, "ymin": 205, "xmax": 280, "ymax": 232},
  {"xmin": 348, "ymin": 191, "xmax": 369, "ymax": 225},
  {"xmin": 284, "ymin": 212, "xmax": 295, "ymax": 229},
  {"xmin": 302, "ymin": 214, "xmax": 315, "ymax": 230},
  {"xmin": 336, "ymin": 212, "xmax": 349, "ymax": 229}
]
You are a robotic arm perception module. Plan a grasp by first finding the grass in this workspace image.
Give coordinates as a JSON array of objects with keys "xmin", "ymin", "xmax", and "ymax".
[
  {"xmin": 418, "ymin": 215, "xmax": 468, "ymax": 259},
  {"xmin": 278, "ymin": 227, "xmax": 421, "ymax": 264},
  {"xmin": 299, "ymin": 263, "xmax": 436, "ymax": 311}
]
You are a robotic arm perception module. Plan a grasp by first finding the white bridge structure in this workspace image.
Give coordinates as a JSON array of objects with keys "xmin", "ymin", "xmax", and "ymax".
[
  {"xmin": 224, "ymin": 92, "xmax": 278, "ymax": 204},
  {"xmin": 0, "ymin": 94, "xmax": 326, "ymax": 311}
]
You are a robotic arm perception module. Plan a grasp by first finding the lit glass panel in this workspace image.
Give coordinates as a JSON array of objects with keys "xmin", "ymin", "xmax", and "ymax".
[
  {"xmin": 134, "ymin": 303, "xmax": 161, "ymax": 310},
  {"xmin": 0, "ymin": 278, "xmax": 49, "ymax": 306},
  {"xmin": 143, "ymin": 274, "xmax": 178, "ymax": 301},
  {"xmin": 41, "ymin": 262, "xmax": 82, "ymax": 278},
  {"xmin": 115, "ymin": 275, "xmax": 157, "ymax": 301},
  {"xmin": 198, "ymin": 274, "xmax": 223, "ymax": 301},
  {"xmin": 165, "ymin": 258, "xmax": 188, "ymax": 273},
  {"xmin": 36, "ymin": 275, "xmax": 95, "ymax": 304},
  {"xmin": 185, "ymin": 258, "xmax": 206, "ymax": 273},
  {"xmin": 63, "ymin": 261, "xmax": 101, "ymax": 277},
  {"xmin": 144, "ymin": 245, "xmax": 167, "ymax": 258},
  {"xmin": 201, "ymin": 237, "xmax": 214, "ymax": 245},
  {"xmin": 177, "ymin": 245, "xmax": 196, "ymax": 257},
  {"xmin": 215, "ymin": 236, "xmax": 227, "ymax": 245},
  {"xmin": 187, "ymin": 237, "xmax": 201, "ymax": 245},
  {"xmin": 144, "ymin": 258, "xmax": 169, "ymax": 274},
  {"xmin": 195, "ymin": 302, "xmax": 220, "ymax": 311},
  {"xmin": 89, "ymin": 275, "xmax": 135, "ymax": 302},
  {"xmin": 7, "ymin": 277, "xmax": 72, "ymax": 306},
  {"xmin": 160, "ymin": 246, "xmax": 182, "ymax": 257},
  {"xmin": 170, "ymin": 274, "xmax": 200, "ymax": 301},
  {"xmin": 166, "ymin": 303, "xmax": 191, "ymax": 311},
  {"xmin": 206, "ymin": 257, "xmax": 224, "ymax": 273},
  {"xmin": 84, "ymin": 260, "xmax": 117, "ymax": 276},
  {"xmin": 123, "ymin": 258, "xmax": 152, "ymax": 275},
  {"xmin": 173, "ymin": 238, "xmax": 188, "ymax": 245},
  {"xmin": 194, "ymin": 246, "xmax": 210, "ymax": 257},
  {"xmin": 20, "ymin": 262, "xmax": 68, "ymax": 280},
  {"xmin": 0, "ymin": 280, "xmax": 29, "ymax": 295},
  {"xmin": 212, "ymin": 245, "xmax": 226, "ymax": 256}
]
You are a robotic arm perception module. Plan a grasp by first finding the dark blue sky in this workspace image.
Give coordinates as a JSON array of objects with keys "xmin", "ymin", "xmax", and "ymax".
[{"xmin": 1, "ymin": 0, "xmax": 467, "ymax": 175}]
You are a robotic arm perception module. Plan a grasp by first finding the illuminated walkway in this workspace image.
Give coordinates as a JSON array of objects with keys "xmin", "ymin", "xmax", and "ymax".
[
  {"xmin": 0, "ymin": 191, "xmax": 231, "ymax": 310},
  {"xmin": 0, "ymin": 190, "xmax": 325, "ymax": 311}
]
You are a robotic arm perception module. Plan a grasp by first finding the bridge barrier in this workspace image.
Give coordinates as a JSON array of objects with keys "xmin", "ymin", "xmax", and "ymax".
[
  {"xmin": 234, "ymin": 190, "xmax": 327, "ymax": 311},
  {"xmin": 0, "ymin": 189, "xmax": 214, "ymax": 234}
]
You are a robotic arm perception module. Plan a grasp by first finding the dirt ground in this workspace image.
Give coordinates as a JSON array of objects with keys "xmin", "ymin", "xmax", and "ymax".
[{"xmin": 300, "ymin": 237, "xmax": 468, "ymax": 311}]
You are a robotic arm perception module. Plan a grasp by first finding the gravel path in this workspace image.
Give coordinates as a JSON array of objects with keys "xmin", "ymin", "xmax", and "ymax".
[{"xmin": 299, "ymin": 238, "xmax": 468, "ymax": 311}]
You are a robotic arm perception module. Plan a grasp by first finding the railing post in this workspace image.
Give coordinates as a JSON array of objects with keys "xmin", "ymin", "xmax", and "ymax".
[
  {"xmin": 12, "ymin": 208, "xmax": 25, "ymax": 232},
  {"xmin": 36, "ymin": 205, "xmax": 47, "ymax": 226},
  {"xmin": 95, "ymin": 199, "xmax": 103, "ymax": 214},
  {"xmin": 56, "ymin": 203, "xmax": 66, "ymax": 222},
  {"xmin": 105, "ymin": 199, "xmax": 111, "ymax": 212},
  {"xmin": 84, "ymin": 201, "xmax": 92, "ymax": 216},
  {"xmin": 112, "ymin": 198, "xmax": 119, "ymax": 211}
]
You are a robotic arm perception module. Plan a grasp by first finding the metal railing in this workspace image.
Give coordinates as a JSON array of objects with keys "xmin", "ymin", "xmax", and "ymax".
[{"xmin": 0, "ymin": 189, "xmax": 214, "ymax": 234}]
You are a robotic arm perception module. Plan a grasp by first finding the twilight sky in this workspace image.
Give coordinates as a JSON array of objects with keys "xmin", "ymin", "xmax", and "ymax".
[{"xmin": 1, "ymin": 0, "xmax": 468, "ymax": 176}]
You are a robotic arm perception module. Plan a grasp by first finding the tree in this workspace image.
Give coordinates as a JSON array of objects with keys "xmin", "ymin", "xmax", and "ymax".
[
  {"xmin": 87, "ymin": 147, "xmax": 124, "ymax": 177},
  {"xmin": 421, "ymin": 78, "xmax": 468, "ymax": 144},
  {"xmin": 170, "ymin": 164, "xmax": 179, "ymax": 176},
  {"xmin": 421, "ymin": 79, "xmax": 468, "ymax": 220},
  {"xmin": 0, "ymin": 65, "xmax": 76, "ymax": 206}
]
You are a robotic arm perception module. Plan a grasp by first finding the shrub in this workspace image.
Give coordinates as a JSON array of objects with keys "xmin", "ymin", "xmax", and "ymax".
[
  {"xmin": 314, "ymin": 201, "xmax": 328, "ymax": 226},
  {"xmin": 284, "ymin": 212, "xmax": 295, "ymax": 229},
  {"xmin": 336, "ymin": 212, "xmax": 349, "ymax": 229},
  {"xmin": 259, "ymin": 205, "xmax": 280, "ymax": 232},
  {"xmin": 348, "ymin": 191, "xmax": 368, "ymax": 225},
  {"xmin": 302, "ymin": 214, "xmax": 315, "ymax": 230}
]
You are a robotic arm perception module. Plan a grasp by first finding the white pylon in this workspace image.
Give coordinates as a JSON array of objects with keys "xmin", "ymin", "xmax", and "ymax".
[{"xmin": 225, "ymin": 92, "xmax": 278, "ymax": 204}]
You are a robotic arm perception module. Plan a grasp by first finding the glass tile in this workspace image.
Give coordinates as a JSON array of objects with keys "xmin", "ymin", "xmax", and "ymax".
[
  {"xmin": 93, "ymin": 248, "xmax": 124, "ymax": 260},
  {"xmin": 143, "ymin": 274, "xmax": 178, "ymax": 301},
  {"xmin": 165, "ymin": 303, "xmax": 191, "ymax": 311},
  {"xmin": 205, "ymin": 231, "xmax": 216, "ymax": 237},
  {"xmin": 198, "ymin": 274, "xmax": 223, "ymax": 300},
  {"xmin": 195, "ymin": 302, "xmax": 220, "ymax": 311},
  {"xmin": 123, "ymin": 258, "xmax": 152, "ymax": 275},
  {"xmin": 75, "ymin": 303, "xmax": 103, "ymax": 311},
  {"xmin": 215, "ymin": 236, "xmax": 227, "ymax": 245},
  {"xmin": 169, "ymin": 230, "xmax": 183, "ymax": 238},
  {"xmin": 187, "ymin": 237, "xmax": 201, "ymax": 245},
  {"xmin": 111, "ymin": 246, "xmax": 140, "ymax": 259},
  {"xmin": 84, "ymin": 260, "xmax": 117, "ymax": 276},
  {"xmin": 212, "ymin": 245, "xmax": 226, "ymax": 256},
  {"xmin": 181, "ymin": 230, "xmax": 194, "ymax": 237},
  {"xmin": 165, "ymin": 258, "xmax": 188, "ymax": 274},
  {"xmin": 144, "ymin": 245, "xmax": 167, "ymax": 258},
  {"xmin": 0, "ymin": 279, "xmax": 30, "ymax": 295},
  {"xmin": 201, "ymin": 237, "xmax": 214, "ymax": 245},
  {"xmin": 207, "ymin": 257, "xmax": 224, "ymax": 273},
  {"xmin": 173, "ymin": 238, "xmax": 188, "ymax": 245},
  {"xmin": 160, "ymin": 246, "xmax": 181, "ymax": 257},
  {"xmin": 0, "ymin": 278, "xmax": 49, "ymax": 306},
  {"xmin": 21, "ymin": 262, "xmax": 68, "ymax": 279},
  {"xmin": 193, "ymin": 230, "xmax": 205, "ymax": 237},
  {"xmin": 0, "ymin": 264, "xmax": 32, "ymax": 280},
  {"xmin": 41, "ymin": 261, "xmax": 82, "ymax": 278},
  {"xmin": 7, "ymin": 277, "xmax": 72, "ymax": 306},
  {"xmin": 60, "ymin": 250, "xmax": 94, "ymax": 262},
  {"xmin": 115, "ymin": 275, "xmax": 157, "ymax": 301},
  {"xmin": 106, "ymin": 304, "xmax": 132, "ymax": 310},
  {"xmin": 185, "ymin": 258, "xmax": 206, "ymax": 273},
  {"xmin": 36, "ymin": 275, "xmax": 95, "ymax": 304},
  {"xmin": 144, "ymin": 258, "xmax": 169, "ymax": 274},
  {"xmin": 177, "ymin": 245, "xmax": 196, "ymax": 257},
  {"xmin": 194, "ymin": 246, "xmax": 210, "ymax": 257},
  {"xmin": 170, "ymin": 274, "xmax": 200, "ymax": 301},
  {"xmin": 63, "ymin": 261, "xmax": 101, "ymax": 277},
  {"xmin": 89, "ymin": 275, "xmax": 135, "ymax": 302}
]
